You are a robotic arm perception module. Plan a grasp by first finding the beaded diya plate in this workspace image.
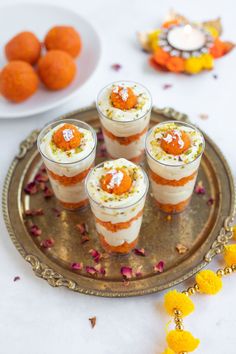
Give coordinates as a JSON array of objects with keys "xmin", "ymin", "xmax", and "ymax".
[{"xmin": 2, "ymin": 105, "xmax": 235, "ymax": 297}]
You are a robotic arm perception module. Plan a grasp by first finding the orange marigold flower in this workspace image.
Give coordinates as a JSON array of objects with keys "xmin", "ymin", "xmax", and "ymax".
[
  {"xmin": 166, "ymin": 56, "xmax": 185, "ymax": 73},
  {"xmin": 110, "ymin": 86, "xmax": 137, "ymax": 110},
  {"xmin": 53, "ymin": 123, "xmax": 82, "ymax": 151},
  {"xmin": 210, "ymin": 38, "xmax": 227, "ymax": 58},
  {"xmin": 152, "ymin": 47, "xmax": 170, "ymax": 66},
  {"xmin": 162, "ymin": 20, "xmax": 179, "ymax": 29},
  {"xmin": 100, "ymin": 168, "xmax": 132, "ymax": 195}
]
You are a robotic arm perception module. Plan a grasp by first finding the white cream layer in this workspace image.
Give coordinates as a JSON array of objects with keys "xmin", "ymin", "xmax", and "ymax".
[
  {"xmin": 150, "ymin": 177, "xmax": 196, "ymax": 205},
  {"xmin": 49, "ymin": 178, "xmax": 87, "ymax": 203},
  {"xmin": 96, "ymin": 216, "xmax": 143, "ymax": 246},
  {"xmin": 103, "ymin": 133, "xmax": 145, "ymax": 159}
]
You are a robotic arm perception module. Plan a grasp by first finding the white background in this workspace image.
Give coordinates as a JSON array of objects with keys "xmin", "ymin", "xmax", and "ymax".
[{"xmin": 0, "ymin": 0, "xmax": 236, "ymax": 353}]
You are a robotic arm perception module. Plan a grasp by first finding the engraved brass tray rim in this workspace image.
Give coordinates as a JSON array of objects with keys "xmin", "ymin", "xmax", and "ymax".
[{"xmin": 2, "ymin": 105, "xmax": 235, "ymax": 297}]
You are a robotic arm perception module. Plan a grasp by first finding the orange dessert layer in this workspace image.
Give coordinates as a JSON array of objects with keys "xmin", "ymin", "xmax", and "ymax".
[
  {"xmin": 155, "ymin": 197, "xmax": 191, "ymax": 214},
  {"xmin": 59, "ymin": 198, "xmax": 88, "ymax": 210},
  {"xmin": 95, "ymin": 210, "xmax": 143, "ymax": 232},
  {"xmin": 99, "ymin": 233, "xmax": 138, "ymax": 254},
  {"xmin": 149, "ymin": 168, "xmax": 197, "ymax": 186},
  {"xmin": 47, "ymin": 165, "xmax": 92, "ymax": 186},
  {"xmin": 102, "ymin": 126, "xmax": 147, "ymax": 145}
]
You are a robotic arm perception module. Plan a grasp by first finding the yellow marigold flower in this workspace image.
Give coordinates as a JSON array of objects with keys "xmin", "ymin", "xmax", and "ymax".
[
  {"xmin": 184, "ymin": 57, "xmax": 203, "ymax": 74},
  {"xmin": 161, "ymin": 348, "xmax": 175, "ymax": 354},
  {"xmin": 148, "ymin": 29, "xmax": 161, "ymax": 51},
  {"xmin": 201, "ymin": 53, "xmax": 214, "ymax": 70},
  {"xmin": 204, "ymin": 25, "xmax": 219, "ymax": 38},
  {"xmin": 224, "ymin": 244, "xmax": 236, "ymax": 266},
  {"xmin": 196, "ymin": 270, "xmax": 222, "ymax": 295},
  {"xmin": 233, "ymin": 225, "xmax": 236, "ymax": 240},
  {"xmin": 167, "ymin": 330, "xmax": 200, "ymax": 352},
  {"xmin": 164, "ymin": 290, "xmax": 194, "ymax": 317}
]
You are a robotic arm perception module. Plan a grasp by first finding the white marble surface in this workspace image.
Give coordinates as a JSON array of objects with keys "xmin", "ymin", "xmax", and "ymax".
[{"xmin": 0, "ymin": 0, "xmax": 236, "ymax": 353}]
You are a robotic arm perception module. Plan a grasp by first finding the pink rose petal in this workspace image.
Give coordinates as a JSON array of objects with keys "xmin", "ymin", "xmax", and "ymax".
[
  {"xmin": 96, "ymin": 128, "xmax": 104, "ymax": 142},
  {"xmin": 89, "ymin": 249, "xmax": 102, "ymax": 263},
  {"xmin": 133, "ymin": 248, "xmax": 146, "ymax": 257},
  {"xmin": 52, "ymin": 208, "xmax": 61, "ymax": 217},
  {"xmin": 29, "ymin": 224, "xmax": 42, "ymax": 237},
  {"xmin": 111, "ymin": 63, "xmax": 122, "ymax": 71},
  {"xmin": 13, "ymin": 276, "xmax": 20, "ymax": 282},
  {"xmin": 41, "ymin": 238, "xmax": 54, "ymax": 249},
  {"xmin": 24, "ymin": 182, "xmax": 38, "ymax": 195},
  {"xmin": 207, "ymin": 197, "xmax": 214, "ymax": 206},
  {"xmin": 120, "ymin": 266, "xmax": 133, "ymax": 279},
  {"xmin": 97, "ymin": 143, "xmax": 107, "ymax": 158},
  {"xmin": 71, "ymin": 262, "xmax": 83, "ymax": 270},
  {"xmin": 76, "ymin": 223, "xmax": 89, "ymax": 235},
  {"xmin": 195, "ymin": 181, "xmax": 206, "ymax": 195},
  {"xmin": 25, "ymin": 208, "xmax": 44, "ymax": 216},
  {"xmin": 86, "ymin": 266, "xmax": 97, "ymax": 275},
  {"xmin": 153, "ymin": 261, "xmax": 164, "ymax": 273},
  {"xmin": 94, "ymin": 263, "xmax": 106, "ymax": 275},
  {"xmin": 162, "ymin": 83, "xmax": 173, "ymax": 90},
  {"xmin": 34, "ymin": 173, "xmax": 49, "ymax": 183},
  {"xmin": 135, "ymin": 265, "xmax": 143, "ymax": 277},
  {"xmin": 43, "ymin": 186, "xmax": 54, "ymax": 198}
]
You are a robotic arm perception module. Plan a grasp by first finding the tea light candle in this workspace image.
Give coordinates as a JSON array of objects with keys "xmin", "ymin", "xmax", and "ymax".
[{"xmin": 167, "ymin": 25, "xmax": 206, "ymax": 51}]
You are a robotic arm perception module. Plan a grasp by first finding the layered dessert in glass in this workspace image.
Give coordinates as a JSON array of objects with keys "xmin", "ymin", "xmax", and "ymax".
[
  {"xmin": 86, "ymin": 158, "xmax": 149, "ymax": 254},
  {"xmin": 37, "ymin": 119, "xmax": 97, "ymax": 210},
  {"xmin": 96, "ymin": 81, "xmax": 152, "ymax": 163},
  {"xmin": 146, "ymin": 121, "xmax": 205, "ymax": 213}
]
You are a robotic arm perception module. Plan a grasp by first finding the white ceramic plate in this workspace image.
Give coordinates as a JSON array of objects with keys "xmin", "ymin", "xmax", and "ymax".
[{"xmin": 0, "ymin": 3, "xmax": 101, "ymax": 119}]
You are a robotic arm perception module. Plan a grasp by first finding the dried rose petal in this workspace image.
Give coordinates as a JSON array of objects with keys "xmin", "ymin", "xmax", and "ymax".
[
  {"xmin": 43, "ymin": 186, "xmax": 53, "ymax": 198},
  {"xmin": 86, "ymin": 266, "xmax": 97, "ymax": 275},
  {"xmin": 52, "ymin": 208, "xmax": 61, "ymax": 217},
  {"xmin": 199, "ymin": 113, "xmax": 209, "ymax": 120},
  {"xmin": 176, "ymin": 243, "xmax": 188, "ymax": 254},
  {"xmin": 34, "ymin": 173, "xmax": 49, "ymax": 183},
  {"xmin": 97, "ymin": 143, "xmax": 107, "ymax": 157},
  {"xmin": 41, "ymin": 238, "xmax": 54, "ymax": 249},
  {"xmin": 71, "ymin": 262, "xmax": 83, "ymax": 270},
  {"xmin": 195, "ymin": 181, "xmax": 206, "ymax": 195},
  {"xmin": 76, "ymin": 223, "xmax": 88, "ymax": 235},
  {"xmin": 135, "ymin": 265, "xmax": 143, "ymax": 277},
  {"xmin": 120, "ymin": 266, "xmax": 133, "ymax": 279},
  {"xmin": 81, "ymin": 234, "xmax": 90, "ymax": 244},
  {"xmin": 162, "ymin": 83, "xmax": 173, "ymax": 90},
  {"xmin": 29, "ymin": 224, "xmax": 42, "ymax": 237},
  {"xmin": 96, "ymin": 128, "xmax": 104, "ymax": 142},
  {"xmin": 207, "ymin": 197, "xmax": 214, "ymax": 206},
  {"xmin": 13, "ymin": 276, "xmax": 20, "ymax": 282},
  {"xmin": 153, "ymin": 261, "xmax": 164, "ymax": 273},
  {"xmin": 133, "ymin": 248, "xmax": 146, "ymax": 257},
  {"xmin": 89, "ymin": 249, "xmax": 102, "ymax": 263},
  {"xmin": 38, "ymin": 182, "xmax": 46, "ymax": 191},
  {"xmin": 39, "ymin": 165, "xmax": 47, "ymax": 173},
  {"xmin": 89, "ymin": 316, "xmax": 96, "ymax": 328},
  {"xmin": 94, "ymin": 263, "xmax": 106, "ymax": 275},
  {"xmin": 111, "ymin": 63, "xmax": 122, "ymax": 71},
  {"xmin": 24, "ymin": 182, "xmax": 38, "ymax": 195},
  {"xmin": 25, "ymin": 208, "xmax": 44, "ymax": 216}
]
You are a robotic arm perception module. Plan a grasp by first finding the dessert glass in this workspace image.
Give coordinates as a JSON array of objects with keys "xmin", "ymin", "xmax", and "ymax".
[
  {"xmin": 96, "ymin": 81, "xmax": 152, "ymax": 163},
  {"xmin": 146, "ymin": 121, "xmax": 205, "ymax": 213},
  {"xmin": 86, "ymin": 158, "xmax": 149, "ymax": 254},
  {"xmin": 37, "ymin": 119, "xmax": 97, "ymax": 210}
]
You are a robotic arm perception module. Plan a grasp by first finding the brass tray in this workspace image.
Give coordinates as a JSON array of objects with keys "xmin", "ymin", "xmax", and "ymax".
[{"xmin": 2, "ymin": 105, "xmax": 235, "ymax": 297}]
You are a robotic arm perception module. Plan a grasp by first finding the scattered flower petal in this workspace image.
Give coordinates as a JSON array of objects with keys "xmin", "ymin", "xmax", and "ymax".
[
  {"xmin": 29, "ymin": 224, "xmax": 42, "ymax": 237},
  {"xmin": 121, "ymin": 266, "xmax": 133, "ymax": 279},
  {"xmin": 34, "ymin": 173, "xmax": 49, "ymax": 183},
  {"xmin": 86, "ymin": 266, "xmax": 97, "ymax": 275},
  {"xmin": 213, "ymin": 74, "xmax": 218, "ymax": 79},
  {"xmin": 76, "ymin": 223, "xmax": 89, "ymax": 235},
  {"xmin": 135, "ymin": 265, "xmax": 143, "ymax": 277},
  {"xmin": 13, "ymin": 276, "xmax": 20, "ymax": 282},
  {"xmin": 94, "ymin": 263, "xmax": 106, "ymax": 275},
  {"xmin": 89, "ymin": 249, "xmax": 102, "ymax": 263},
  {"xmin": 176, "ymin": 243, "xmax": 188, "ymax": 254},
  {"xmin": 71, "ymin": 262, "xmax": 83, "ymax": 270},
  {"xmin": 133, "ymin": 248, "xmax": 146, "ymax": 257},
  {"xmin": 41, "ymin": 238, "xmax": 54, "ymax": 249},
  {"xmin": 52, "ymin": 208, "xmax": 61, "ymax": 217},
  {"xmin": 96, "ymin": 128, "xmax": 104, "ymax": 142},
  {"xmin": 194, "ymin": 180, "xmax": 206, "ymax": 195},
  {"xmin": 162, "ymin": 84, "xmax": 173, "ymax": 90},
  {"xmin": 43, "ymin": 186, "xmax": 54, "ymax": 198},
  {"xmin": 207, "ymin": 197, "xmax": 214, "ymax": 206},
  {"xmin": 81, "ymin": 234, "xmax": 90, "ymax": 244},
  {"xmin": 38, "ymin": 182, "xmax": 46, "ymax": 191},
  {"xmin": 199, "ymin": 113, "xmax": 209, "ymax": 120},
  {"xmin": 154, "ymin": 261, "xmax": 164, "ymax": 273},
  {"xmin": 89, "ymin": 316, "xmax": 96, "ymax": 328},
  {"xmin": 97, "ymin": 143, "xmax": 107, "ymax": 157},
  {"xmin": 24, "ymin": 182, "xmax": 38, "ymax": 195},
  {"xmin": 111, "ymin": 63, "xmax": 122, "ymax": 71},
  {"xmin": 25, "ymin": 208, "xmax": 44, "ymax": 216}
]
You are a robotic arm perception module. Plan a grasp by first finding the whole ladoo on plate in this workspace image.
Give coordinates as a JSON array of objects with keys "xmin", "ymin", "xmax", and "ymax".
[
  {"xmin": 37, "ymin": 119, "xmax": 97, "ymax": 209},
  {"xmin": 146, "ymin": 121, "xmax": 205, "ymax": 213},
  {"xmin": 86, "ymin": 158, "xmax": 149, "ymax": 254},
  {"xmin": 96, "ymin": 81, "xmax": 152, "ymax": 163}
]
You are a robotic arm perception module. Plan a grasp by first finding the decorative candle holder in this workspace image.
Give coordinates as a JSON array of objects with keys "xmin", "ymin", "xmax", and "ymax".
[{"xmin": 138, "ymin": 11, "xmax": 234, "ymax": 74}]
